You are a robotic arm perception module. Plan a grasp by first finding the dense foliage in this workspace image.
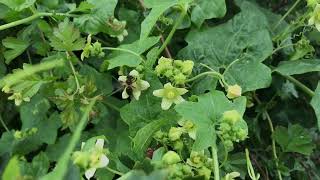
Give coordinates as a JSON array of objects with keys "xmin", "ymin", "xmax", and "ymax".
[{"xmin": 0, "ymin": 0, "xmax": 319, "ymax": 179}]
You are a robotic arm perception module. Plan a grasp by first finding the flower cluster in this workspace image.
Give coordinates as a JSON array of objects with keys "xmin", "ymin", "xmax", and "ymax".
[
  {"xmin": 155, "ymin": 57, "xmax": 194, "ymax": 85},
  {"xmin": 106, "ymin": 17, "xmax": 128, "ymax": 42},
  {"xmin": 154, "ymin": 119, "xmax": 196, "ymax": 151},
  {"xmin": 217, "ymin": 110, "xmax": 248, "ymax": 151},
  {"xmin": 14, "ymin": 128, "xmax": 38, "ymax": 140},
  {"xmin": 118, "ymin": 70, "xmax": 150, "ymax": 100},
  {"xmin": 72, "ymin": 138, "xmax": 109, "ymax": 179},
  {"xmin": 81, "ymin": 35, "xmax": 105, "ymax": 60}
]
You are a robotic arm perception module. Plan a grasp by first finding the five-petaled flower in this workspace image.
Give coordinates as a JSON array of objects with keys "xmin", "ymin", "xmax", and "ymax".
[
  {"xmin": 118, "ymin": 70, "xmax": 150, "ymax": 100},
  {"xmin": 309, "ymin": 4, "xmax": 320, "ymax": 31},
  {"xmin": 153, "ymin": 83, "xmax": 188, "ymax": 110}
]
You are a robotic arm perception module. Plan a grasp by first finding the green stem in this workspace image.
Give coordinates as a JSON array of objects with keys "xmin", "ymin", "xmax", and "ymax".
[
  {"xmin": 0, "ymin": 115, "xmax": 9, "ymax": 132},
  {"xmin": 211, "ymin": 146, "xmax": 220, "ymax": 180},
  {"xmin": 102, "ymin": 47, "xmax": 145, "ymax": 63},
  {"xmin": 68, "ymin": 59, "xmax": 81, "ymax": 92},
  {"xmin": 156, "ymin": 6, "xmax": 187, "ymax": 57},
  {"xmin": 273, "ymin": 0, "xmax": 302, "ymax": 30},
  {"xmin": 106, "ymin": 167, "xmax": 125, "ymax": 176},
  {"xmin": 281, "ymin": 74, "xmax": 315, "ymax": 97},
  {"xmin": 186, "ymin": 71, "xmax": 226, "ymax": 85},
  {"xmin": 245, "ymin": 148, "xmax": 260, "ymax": 180},
  {"xmin": 264, "ymin": 112, "xmax": 283, "ymax": 180},
  {"xmin": 0, "ymin": 12, "xmax": 77, "ymax": 31}
]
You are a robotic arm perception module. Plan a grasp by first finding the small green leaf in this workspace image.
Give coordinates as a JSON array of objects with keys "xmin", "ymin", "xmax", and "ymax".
[
  {"xmin": 311, "ymin": 82, "xmax": 320, "ymax": 130},
  {"xmin": 191, "ymin": 0, "xmax": 226, "ymax": 28},
  {"xmin": 133, "ymin": 118, "xmax": 173, "ymax": 159},
  {"xmin": 274, "ymin": 59, "xmax": 320, "ymax": 76},
  {"xmin": 2, "ymin": 156, "xmax": 21, "ymax": 180},
  {"xmin": 0, "ymin": 0, "xmax": 36, "ymax": 11},
  {"xmin": 49, "ymin": 19, "xmax": 85, "ymax": 52},
  {"xmin": 31, "ymin": 152, "xmax": 50, "ymax": 177},
  {"xmin": 273, "ymin": 124, "xmax": 315, "ymax": 155},
  {"xmin": 140, "ymin": 1, "xmax": 177, "ymax": 39},
  {"xmin": 2, "ymin": 37, "xmax": 29, "ymax": 64},
  {"xmin": 106, "ymin": 36, "xmax": 160, "ymax": 69}
]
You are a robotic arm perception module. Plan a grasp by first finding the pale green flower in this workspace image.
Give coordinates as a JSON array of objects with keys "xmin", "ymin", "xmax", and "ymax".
[
  {"xmin": 309, "ymin": 4, "xmax": 320, "ymax": 31},
  {"xmin": 118, "ymin": 70, "xmax": 150, "ymax": 100},
  {"xmin": 153, "ymin": 83, "xmax": 188, "ymax": 110},
  {"xmin": 226, "ymin": 84, "xmax": 242, "ymax": 99},
  {"xmin": 8, "ymin": 92, "xmax": 30, "ymax": 106}
]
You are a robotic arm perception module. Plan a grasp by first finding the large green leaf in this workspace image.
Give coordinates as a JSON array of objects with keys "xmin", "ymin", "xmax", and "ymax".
[
  {"xmin": 175, "ymin": 91, "xmax": 246, "ymax": 151},
  {"xmin": 178, "ymin": 1, "xmax": 273, "ymax": 92},
  {"xmin": 311, "ymin": 82, "xmax": 320, "ymax": 130},
  {"xmin": 0, "ymin": 0, "xmax": 36, "ymax": 11},
  {"xmin": 2, "ymin": 37, "xmax": 29, "ymax": 64},
  {"xmin": 273, "ymin": 124, "xmax": 315, "ymax": 156},
  {"xmin": 274, "ymin": 59, "xmax": 320, "ymax": 75},
  {"xmin": 74, "ymin": 0, "xmax": 117, "ymax": 34},
  {"xmin": 191, "ymin": 0, "xmax": 226, "ymax": 28},
  {"xmin": 106, "ymin": 36, "xmax": 160, "ymax": 69}
]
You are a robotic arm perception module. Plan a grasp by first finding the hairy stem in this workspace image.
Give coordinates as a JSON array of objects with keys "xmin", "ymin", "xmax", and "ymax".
[
  {"xmin": 0, "ymin": 115, "xmax": 9, "ymax": 132},
  {"xmin": 106, "ymin": 167, "xmax": 125, "ymax": 176},
  {"xmin": 0, "ymin": 12, "xmax": 77, "ymax": 31},
  {"xmin": 211, "ymin": 146, "xmax": 220, "ymax": 180}
]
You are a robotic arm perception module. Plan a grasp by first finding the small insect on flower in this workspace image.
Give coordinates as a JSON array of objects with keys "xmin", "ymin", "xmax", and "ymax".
[{"xmin": 118, "ymin": 70, "xmax": 150, "ymax": 100}]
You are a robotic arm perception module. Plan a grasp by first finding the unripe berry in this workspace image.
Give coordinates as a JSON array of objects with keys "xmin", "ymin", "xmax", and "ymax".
[{"xmin": 162, "ymin": 151, "xmax": 181, "ymax": 165}]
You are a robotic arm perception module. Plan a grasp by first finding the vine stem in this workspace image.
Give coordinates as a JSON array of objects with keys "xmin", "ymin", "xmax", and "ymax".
[
  {"xmin": 211, "ymin": 146, "xmax": 220, "ymax": 180},
  {"xmin": 156, "ymin": 5, "xmax": 187, "ymax": 57},
  {"xmin": 186, "ymin": 71, "xmax": 228, "ymax": 87},
  {"xmin": 273, "ymin": 0, "xmax": 302, "ymax": 30},
  {"xmin": 106, "ymin": 167, "xmax": 125, "ymax": 176},
  {"xmin": 0, "ymin": 12, "xmax": 77, "ymax": 31},
  {"xmin": 253, "ymin": 94, "xmax": 282, "ymax": 180},
  {"xmin": 0, "ymin": 115, "xmax": 9, "ymax": 132},
  {"xmin": 279, "ymin": 73, "xmax": 315, "ymax": 97},
  {"xmin": 102, "ymin": 47, "xmax": 145, "ymax": 63}
]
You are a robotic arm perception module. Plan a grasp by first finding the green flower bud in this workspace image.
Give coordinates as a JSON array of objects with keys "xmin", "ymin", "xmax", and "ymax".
[
  {"xmin": 173, "ymin": 140, "xmax": 184, "ymax": 151},
  {"xmin": 182, "ymin": 165, "xmax": 193, "ymax": 176},
  {"xmin": 226, "ymin": 84, "xmax": 242, "ymax": 99},
  {"xmin": 187, "ymin": 151, "xmax": 205, "ymax": 168},
  {"xmin": 14, "ymin": 131, "xmax": 23, "ymax": 139},
  {"xmin": 222, "ymin": 110, "xmax": 241, "ymax": 125},
  {"xmin": 169, "ymin": 127, "xmax": 184, "ymax": 141},
  {"xmin": 236, "ymin": 129, "xmax": 247, "ymax": 140},
  {"xmin": 173, "ymin": 73, "xmax": 187, "ymax": 84},
  {"xmin": 181, "ymin": 60, "xmax": 194, "ymax": 75},
  {"xmin": 224, "ymin": 140, "xmax": 234, "ymax": 151},
  {"xmin": 198, "ymin": 166, "xmax": 211, "ymax": 180},
  {"xmin": 162, "ymin": 151, "xmax": 181, "ymax": 165}
]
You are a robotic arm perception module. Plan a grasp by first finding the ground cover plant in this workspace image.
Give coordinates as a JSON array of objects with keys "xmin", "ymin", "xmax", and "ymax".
[{"xmin": 0, "ymin": 0, "xmax": 319, "ymax": 179}]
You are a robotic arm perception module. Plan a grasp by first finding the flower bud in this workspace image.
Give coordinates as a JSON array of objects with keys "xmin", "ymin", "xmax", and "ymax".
[
  {"xmin": 222, "ymin": 110, "xmax": 241, "ymax": 125},
  {"xmin": 173, "ymin": 140, "xmax": 184, "ymax": 151},
  {"xmin": 169, "ymin": 127, "xmax": 184, "ymax": 141},
  {"xmin": 162, "ymin": 151, "xmax": 181, "ymax": 165},
  {"xmin": 226, "ymin": 84, "xmax": 242, "ymax": 99}
]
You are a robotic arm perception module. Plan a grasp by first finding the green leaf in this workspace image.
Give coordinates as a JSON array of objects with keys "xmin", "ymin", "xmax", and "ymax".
[
  {"xmin": 178, "ymin": 1, "xmax": 273, "ymax": 92},
  {"xmin": 119, "ymin": 170, "xmax": 169, "ymax": 180},
  {"xmin": 31, "ymin": 152, "xmax": 50, "ymax": 177},
  {"xmin": 274, "ymin": 59, "xmax": 320, "ymax": 76},
  {"xmin": 106, "ymin": 36, "xmax": 160, "ymax": 69},
  {"xmin": 311, "ymin": 82, "xmax": 320, "ymax": 130},
  {"xmin": 2, "ymin": 37, "xmax": 29, "ymax": 64},
  {"xmin": 175, "ymin": 91, "xmax": 246, "ymax": 151},
  {"xmin": 74, "ymin": 0, "xmax": 117, "ymax": 34},
  {"xmin": 49, "ymin": 19, "xmax": 85, "ymax": 52},
  {"xmin": 133, "ymin": 118, "xmax": 173, "ymax": 159},
  {"xmin": 140, "ymin": 1, "xmax": 177, "ymax": 39},
  {"xmin": 0, "ymin": 0, "xmax": 36, "ymax": 11},
  {"xmin": 2, "ymin": 156, "xmax": 21, "ymax": 180},
  {"xmin": 0, "ymin": 131, "xmax": 14, "ymax": 156},
  {"xmin": 191, "ymin": 0, "xmax": 226, "ymax": 28},
  {"xmin": 273, "ymin": 124, "xmax": 315, "ymax": 156}
]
